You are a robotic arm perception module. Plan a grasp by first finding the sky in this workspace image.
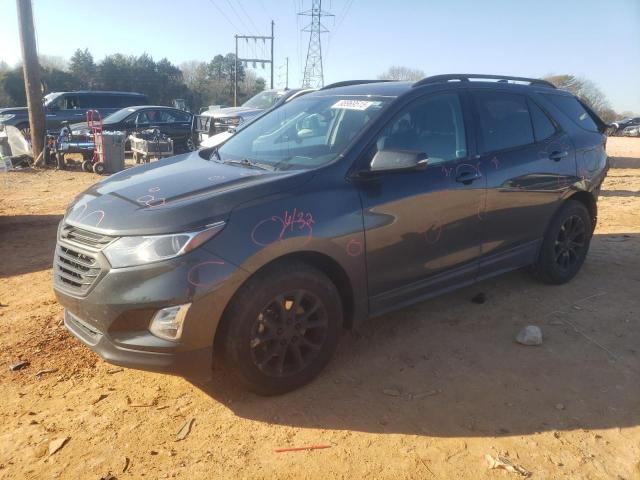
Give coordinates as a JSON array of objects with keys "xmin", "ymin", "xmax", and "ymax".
[{"xmin": 1, "ymin": 0, "xmax": 639, "ymax": 113}]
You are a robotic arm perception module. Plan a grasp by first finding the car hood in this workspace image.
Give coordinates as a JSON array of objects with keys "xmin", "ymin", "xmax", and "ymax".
[
  {"xmin": 0, "ymin": 107, "xmax": 27, "ymax": 116},
  {"xmin": 203, "ymin": 106, "xmax": 263, "ymax": 119},
  {"xmin": 64, "ymin": 151, "xmax": 311, "ymax": 236}
]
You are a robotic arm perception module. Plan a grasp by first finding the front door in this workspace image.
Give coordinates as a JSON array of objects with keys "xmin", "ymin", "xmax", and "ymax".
[{"xmin": 356, "ymin": 91, "xmax": 486, "ymax": 314}]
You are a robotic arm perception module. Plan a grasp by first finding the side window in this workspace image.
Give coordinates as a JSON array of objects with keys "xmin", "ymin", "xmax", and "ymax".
[
  {"xmin": 165, "ymin": 110, "xmax": 191, "ymax": 122},
  {"xmin": 137, "ymin": 109, "xmax": 161, "ymax": 125},
  {"xmin": 474, "ymin": 91, "xmax": 534, "ymax": 153},
  {"xmin": 372, "ymin": 93, "xmax": 467, "ymax": 165},
  {"xmin": 527, "ymin": 99, "xmax": 557, "ymax": 142},
  {"xmin": 542, "ymin": 93, "xmax": 598, "ymax": 132},
  {"xmin": 77, "ymin": 95, "xmax": 102, "ymax": 109},
  {"xmin": 61, "ymin": 95, "xmax": 81, "ymax": 109}
]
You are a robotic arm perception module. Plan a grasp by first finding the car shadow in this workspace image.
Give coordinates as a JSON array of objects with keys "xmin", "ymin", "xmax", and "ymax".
[
  {"xmin": 609, "ymin": 156, "xmax": 640, "ymax": 169},
  {"xmin": 193, "ymin": 232, "xmax": 640, "ymax": 438},
  {"xmin": 0, "ymin": 214, "xmax": 62, "ymax": 278},
  {"xmin": 599, "ymin": 189, "xmax": 640, "ymax": 197}
]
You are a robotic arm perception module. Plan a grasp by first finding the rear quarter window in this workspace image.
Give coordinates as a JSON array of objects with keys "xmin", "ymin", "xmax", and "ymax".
[
  {"xmin": 543, "ymin": 93, "xmax": 598, "ymax": 132},
  {"xmin": 527, "ymin": 99, "xmax": 557, "ymax": 142}
]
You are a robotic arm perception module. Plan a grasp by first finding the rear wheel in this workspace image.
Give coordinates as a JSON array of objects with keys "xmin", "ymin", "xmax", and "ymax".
[
  {"xmin": 56, "ymin": 153, "xmax": 66, "ymax": 170},
  {"xmin": 533, "ymin": 200, "xmax": 592, "ymax": 284},
  {"xmin": 219, "ymin": 262, "xmax": 342, "ymax": 395}
]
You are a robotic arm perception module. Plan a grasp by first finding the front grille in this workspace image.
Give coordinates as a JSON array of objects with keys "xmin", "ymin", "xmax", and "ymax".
[
  {"xmin": 60, "ymin": 224, "xmax": 113, "ymax": 250},
  {"xmin": 55, "ymin": 224, "xmax": 114, "ymax": 295}
]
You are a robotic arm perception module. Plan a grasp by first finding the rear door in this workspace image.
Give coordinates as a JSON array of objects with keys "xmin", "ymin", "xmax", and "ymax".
[
  {"xmin": 357, "ymin": 91, "xmax": 486, "ymax": 313},
  {"xmin": 470, "ymin": 89, "xmax": 576, "ymax": 278}
]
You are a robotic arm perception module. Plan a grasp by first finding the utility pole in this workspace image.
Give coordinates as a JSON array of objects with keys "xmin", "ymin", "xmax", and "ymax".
[
  {"xmin": 300, "ymin": 0, "xmax": 333, "ymax": 88},
  {"xmin": 270, "ymin": 20, "xmax": 274, "ymax": 89},
  {"xmin": 16, "ymin": 0, "xmax": 45, "ymax": 164},
  {"xmin": 234, "ymin": 35, "xmax": 238, "ymax": 106},
  {"xmin": 285, "ymin": 57, "xmax": 289, "ymax": 89},
  {"xmin": 234, "ymin": 23, "xmax": 275, "ymax": 106}
]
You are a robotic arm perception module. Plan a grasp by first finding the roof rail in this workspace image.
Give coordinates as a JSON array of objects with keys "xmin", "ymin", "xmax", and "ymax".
[
  {"xmin": 413, "ymin": 74, "xmax": 556, "ymax": 89},
  {"xmin": 320, "ymin": 79, "xmax": 395, "ymax": 90}
]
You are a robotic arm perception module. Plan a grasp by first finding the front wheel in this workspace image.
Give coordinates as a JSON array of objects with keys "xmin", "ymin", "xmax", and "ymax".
[
  {"xmin": 219, "ymin": 262, "xmax": 342, "ymax": 395},
  {"xmin": 532, "ymin": 199, "xmax": 592, "ymax": 284}
]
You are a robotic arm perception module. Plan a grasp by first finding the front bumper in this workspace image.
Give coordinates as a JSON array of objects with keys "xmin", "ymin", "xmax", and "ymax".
[
  {"xmin": 54, "ymin": 231, "xmax": 248, "ymax": 381},
  {"xmin": 64, "ymin": 309, "xmax": 213, "ymax": 380}
]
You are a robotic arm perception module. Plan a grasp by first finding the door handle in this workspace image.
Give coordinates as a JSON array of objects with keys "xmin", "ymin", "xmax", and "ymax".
[
  {"xmin": 549, "ymin": 150, "xmax": 568, "ymax": 161},
  {"xmin": 455, "ymin": 169, "xmax": 482, "ymax": 185}
]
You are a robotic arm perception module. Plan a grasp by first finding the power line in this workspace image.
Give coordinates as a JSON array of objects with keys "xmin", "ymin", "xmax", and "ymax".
[
  {"xmin": 237, "ymin": 0, "xmax": 262, "ymax": 35},
  {"xmin": 207, "ymin": 0, "xmax": 240, "ymax": 32},
  {"xmin": 224, "ymin": 0, "xmax": 256, "ymax": 36}
]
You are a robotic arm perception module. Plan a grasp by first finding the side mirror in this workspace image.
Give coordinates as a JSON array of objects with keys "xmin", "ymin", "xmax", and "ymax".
[{"xmin": 368, "ymin": 149, "xmax": 428, "ymax": 174}]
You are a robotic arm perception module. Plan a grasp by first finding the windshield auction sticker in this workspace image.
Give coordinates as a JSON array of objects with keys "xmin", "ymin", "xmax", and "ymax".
[{"xmin": 331, "ymin": 99, "xmax": 377, "ymax": 110}]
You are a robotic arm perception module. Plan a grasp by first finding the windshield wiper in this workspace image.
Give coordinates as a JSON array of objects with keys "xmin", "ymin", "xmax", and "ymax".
[{"xmin": 223, "ymin": 158, "xmax": 274, "ymax": 171}]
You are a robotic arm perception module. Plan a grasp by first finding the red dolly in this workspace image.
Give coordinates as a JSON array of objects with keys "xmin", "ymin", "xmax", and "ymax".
[{"xmin": 82, "ymin": 109, "xmax": 106, "ymax": 174}]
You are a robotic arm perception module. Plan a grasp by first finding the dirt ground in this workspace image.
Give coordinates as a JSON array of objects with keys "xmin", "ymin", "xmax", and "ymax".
[{"xmin": 1, "ymin": 139, "xmax": 639, "ymax": 480}]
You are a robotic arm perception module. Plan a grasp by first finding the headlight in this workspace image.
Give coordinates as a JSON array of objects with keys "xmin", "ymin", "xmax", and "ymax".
[
  {"xmin": 0, "ymin": 114, "xmax": 15, "ymax": 122},
  {"xmin": 218, "ymin": 116, "xmax": 242, "ymax": 126},
  {"xmin": 103, "ymin": 222, "xmax": 225, "ymax": 268}
]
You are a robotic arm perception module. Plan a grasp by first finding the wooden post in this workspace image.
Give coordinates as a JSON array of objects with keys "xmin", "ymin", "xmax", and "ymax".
[{"xmin": 16, "ymin": 0, "xmax": 45, "ymax": 165}]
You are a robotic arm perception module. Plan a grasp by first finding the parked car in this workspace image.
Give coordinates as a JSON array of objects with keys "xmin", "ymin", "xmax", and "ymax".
[
  {"xmin": 196, "ymin": 88, "xmax": 316, "ymax": 148},
  {"xmin": 53, "ymin": 74, "xmax": 608, "ymax": 395},
  {"xmin": 0, "ymin": 91, "xmax": 149, "ymax": 136},
  {"xmin": 198, "ymin": 89, "xmax": 311, "ymax": 138},
  {"xmin": 621, "ymin": 125, "xmax": 640, "ymax": 137},
  {"xmin": 69, "ymin": 105, "xmax": 196, "ymax": 153},
  {"xmin": 610, "ymin": 116, "xmax": 640, "ymax": 136}
]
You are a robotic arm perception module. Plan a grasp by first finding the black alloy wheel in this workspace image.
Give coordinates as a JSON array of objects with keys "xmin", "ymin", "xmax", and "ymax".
[
  {"xmin": 250, "ymin": 290, "xmax": 328, "ymax": 377},
  {"xmin": 554, "ymin": 215, "xmax": 586, "ymax": 271}
]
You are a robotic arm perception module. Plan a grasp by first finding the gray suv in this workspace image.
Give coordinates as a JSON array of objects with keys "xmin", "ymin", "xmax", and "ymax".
[
  {"xmin": 53, "ymin": 74, "xmax": 608, "ymax": 395},
  {"xmin": 0, "ymin": 91, "xmax": 149, "ymax": 135}
]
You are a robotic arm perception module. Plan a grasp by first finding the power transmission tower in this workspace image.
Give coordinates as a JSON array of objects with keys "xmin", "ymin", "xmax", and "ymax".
[{"xmin": 299, "ymin": 0, "xmax": 333, "ymax": 88}]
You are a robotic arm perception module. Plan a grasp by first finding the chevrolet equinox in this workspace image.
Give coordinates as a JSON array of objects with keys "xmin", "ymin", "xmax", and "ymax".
[{"xmin": 54, "ymin": 74, "xmax": 609, "ymax": 395}]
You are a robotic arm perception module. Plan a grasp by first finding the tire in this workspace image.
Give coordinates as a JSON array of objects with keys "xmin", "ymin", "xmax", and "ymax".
[
  {"xmin": 92, "ymin": 162, "xmax": 106, "ymax": 174},
  {"xmin": 16, "ymin": 122, "xmax": 30, "ymax": 139},
  {"xmin": 43, "ymin": 147, "xmax": 53, "ymax": 165},
  {"xmin": 81, "ymin": 160, "xmax": 93, "ymax": 172},
  {"xmin": 219, "ymin": 262, "xmax": 342, "ymax": 395},
  {"xmin": 532, "ymin": 199, "xmax": 592, "ymax": 284},
  {"xmin": 56, "ymin": 153, "xmax": 66, "ymax": 170}
]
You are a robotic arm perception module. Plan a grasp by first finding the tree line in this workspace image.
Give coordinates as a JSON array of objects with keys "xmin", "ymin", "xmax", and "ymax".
[
  {"xmin": 377, "ymin": 66, "xmax": 636, "ymax": 123},
  {"xmin": 0, "ymin": 49, "xmax": 266, "ymax": 112}
]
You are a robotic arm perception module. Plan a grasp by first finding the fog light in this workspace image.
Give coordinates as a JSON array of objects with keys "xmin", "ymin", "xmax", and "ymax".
[{"xmin": 149, "ymin": 304, "xmax": 190, "ymax": 341}]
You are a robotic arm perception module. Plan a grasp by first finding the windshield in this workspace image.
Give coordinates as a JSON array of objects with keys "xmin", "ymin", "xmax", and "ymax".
[
  {"xmin": 242, "ymin": 90, "xmax": 286, "ymax": 110},
  {"xmin": 43, "ymin": 92, "xmax": 63, "ymax": 107},
  {"xmin": 101, "ymin": 107, "xmax": 138, "ymax": 123},
  {"xmin": 216, "ymin": 95, "xmax": 393, "ymax": 171}
]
